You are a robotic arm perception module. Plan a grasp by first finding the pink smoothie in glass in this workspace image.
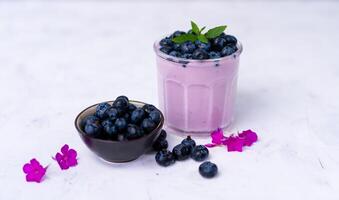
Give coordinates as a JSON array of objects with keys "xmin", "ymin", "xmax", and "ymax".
[{"xmin": 154, "ymin": 41, "xmax": 242, "ymax": 135}]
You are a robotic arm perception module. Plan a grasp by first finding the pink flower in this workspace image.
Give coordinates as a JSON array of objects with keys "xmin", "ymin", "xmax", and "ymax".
[
  {"xmin": 205, "ymin": 128, "xmax": 227, "ymax": 147},
  {"xmin": 223, "ymin": 135, "xmax": 245, "ymax": 152},
  {"xmin": 55, "ymin": 144, "xmax": 77, "ymax": 170},
  {"xmin": 22, "ymin": 158, "xmax": 47, "ymax": 183},
  {"xmin": 239, "ymin": 129, "xmax": 258, "ymax": 146}
]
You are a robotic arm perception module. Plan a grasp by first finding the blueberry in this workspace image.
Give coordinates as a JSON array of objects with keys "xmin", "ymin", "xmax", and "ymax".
[
  {"xmin": 113, "ymin": 98, "xmax": 129, "ymax": 113},
  {"xmin": 104, "ymin": 124, "xmax": 119, "ymax": 138},
  {"xmin": 128, "ymin": 103, "xmax": 137, "ymax": 113},
  {"xmin": 116, "ymin": 95, "xmax": 129, "ymax": 102},
  {"xmin": 81, "ymin": 115, "xmax": 99, "ymax": 127},
  {"xmin": 172, "ymin": 144, "xmax": 191, "ymax": 161},
  {"xmin": 192, "ymin": 49, "xmax": 209, "ymax": 60},
  {"xmin": 126, "ymin": 124, "xmax": 142, "ymax": 140},
  {"xmin": 220, "ymin": 46, "xmax": 236, "ymax": 57},
  {"xmin": 191, "ymin": 145, "xmax": 209, "ymax": 161},
  {"xmin": 153, "ymin": 139, "xmax": 168, "ymax": 151},
  {"xmin": 224, "ymin": 34, "xmax": 237, "ymax": 45},
  {"xmin": 105, "ymin": 107, "xmax": 119, "ymax": 120},
  {"xmin": 173, "ymin": 43, "xmax": 181, "ymax": 51},
  {"xmin": 84, "ymin": 122, "xmax": 102, "ymax": 137},
  {"xmin": 180, "ymin": 41, "xmax": 196, "ymax": 54},
  {"xmin": 141, "ymin": 118, "xmax": 156, "ymax": 132},
  {"xmin": 131, "ymin": 108, "xmax": 146, "ymax": 124},
  {"xmin": 114, "ymin": 118, "xmax": 127, "ymax": 132},
  {"xmin": 195, "ymin": 40, "xmax": 211, "ymax": 51},
  {"xmin": 160, "ymin": 38, "xmax": 173, "ymax": 47},
  {"xmin": 101, "ymin": 119, "xmax": 113, "ymax": 128},
  {"xmin": 95, "ymin": 103, "xmax": 111, "ymax": 119},
  {"xmin": 181, "ymin": 53, "xmax": 192, "ymax": 59},
  {"xmin": 212, "ymin": 36, "xmax": 227, "ymax": 51},
  {"xmin": 181, "ymin": 135, "xmax": 196, "ymax": 152},
  {"xmin": 155, "ymin": 150, "xmax": 176, "ymax": 167},
  {"xmin": 160, "ymin": 46, "xmax": 172, "ymax": 54},
  {"xmin": 149, "ymin": 110, "xmax": 161, "ymax": 124},
  {"xmin": 169, "ymin": 51, "xmax": 181, "ymax": 58},
  {"xmin": 209, "ymin": 51, "xmax": 221, "ymax": 59},
  {"xmin": 199, "ymin": 161, "xmax": 218, "ymax": 178},
  {"xmin": 171, "ymin": 30, "xmax": 186, "ymax": 38},
  {"xmin": 123, "ymin": 112, "xmax": 130, "ymax": 123},
  {"xmin": 142, "ymin": 104, "xmax": 157, "ymax": 114},
  {"xmin": 158, "ymin": 129, "xmax": 167, "ymax": 141}
]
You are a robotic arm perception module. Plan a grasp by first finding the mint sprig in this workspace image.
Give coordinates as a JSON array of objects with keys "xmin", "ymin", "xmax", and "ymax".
[{"xmin": 172, "ymin": 21, "xmax": 227, "ymax": 44}]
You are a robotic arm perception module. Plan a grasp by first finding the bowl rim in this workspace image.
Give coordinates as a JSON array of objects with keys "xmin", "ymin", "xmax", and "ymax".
[{"xmin": 74, "ymin": 100, "xmax": 164, "ymax": 144}]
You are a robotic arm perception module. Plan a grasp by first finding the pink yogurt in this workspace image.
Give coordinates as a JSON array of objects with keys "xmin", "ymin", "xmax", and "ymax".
[{"xmin": 154, "ymin": 41, "xmax": 243, "ymax": 135}]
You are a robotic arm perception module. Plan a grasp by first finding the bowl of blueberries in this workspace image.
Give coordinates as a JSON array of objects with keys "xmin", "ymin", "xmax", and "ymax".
[{"xmin": 75, "ymin": 96, "xmax": 164, "ymax": 163}]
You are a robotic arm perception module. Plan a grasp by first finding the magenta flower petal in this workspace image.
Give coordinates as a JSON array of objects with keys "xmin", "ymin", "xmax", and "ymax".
[
  {"xmin": 55, "ymin": 144, "xmax": 78, "ymax": 170},
  {"xmin": 211, "ymin": 128, "xmax": 225, "ymax": 145},
  {"xmin": 23, "ymin": 158, "xmax": 46, "ymax": 183},
  {"xmin": 223, "ymin": 135, "xmax": 245, "ymax": 152},
  {"xmin": 239, "ymin": 129, "xmax": 258, "ymax": 146},
  {"xmin": 205, "ymin": 143, "xmax": 218, "ymax": 148}
]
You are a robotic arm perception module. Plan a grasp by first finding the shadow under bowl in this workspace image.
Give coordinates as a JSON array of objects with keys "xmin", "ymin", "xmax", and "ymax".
[{"xmin": 74, "ymin": 100, "xmax": 164, "ymax": 163}]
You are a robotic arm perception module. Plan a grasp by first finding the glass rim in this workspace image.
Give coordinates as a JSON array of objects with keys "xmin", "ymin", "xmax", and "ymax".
[{"xmin": 153, "ymin": 39, "xmax": 243, "ymax": 64}]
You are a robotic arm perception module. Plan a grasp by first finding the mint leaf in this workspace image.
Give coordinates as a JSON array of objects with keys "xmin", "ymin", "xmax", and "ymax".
[
  {"xmin": 200, "ymin": 26, "xmax": 206, "ymax": 34},
  {"xmin": 191, "ymin": 21, "xmax": 200, "ymax": 35},
  {"xmin": 205, "ymin": 25, "xmax": 227, "ymax": 39},
  {"xmin": 172, "ymin": 34, "xmax": 197, "ymax": 44},
  {"xmin": 197, "ymin": 34, "xmax": 208, "ymax": 43}
]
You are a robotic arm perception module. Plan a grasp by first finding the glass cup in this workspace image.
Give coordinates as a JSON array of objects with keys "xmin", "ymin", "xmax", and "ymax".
[{"xmin": 154, "ymin": 41, "xmax": 243, "ymax": 136}]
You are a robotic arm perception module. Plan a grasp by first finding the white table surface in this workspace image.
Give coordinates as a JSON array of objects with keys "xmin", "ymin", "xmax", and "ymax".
[{"xmin": 1, "ymin": 1, "xmax": 339, "ymax": 199}]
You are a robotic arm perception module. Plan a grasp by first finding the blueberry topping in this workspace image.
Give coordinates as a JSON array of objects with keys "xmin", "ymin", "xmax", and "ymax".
[
  {"xmin": 160, "ymin": 46, "xmax": 172, "ymax": 54},
  {"xmin": 141, "ymin": 118, "xmax": 156, "ymax": 132},
  {"xmin": 155, "ymin": 150, "xmax": 176, "ymax": 167},
  {"xmin": 105, "ymin": 107, "xmax": 119, "ymax": 120},
  {"xmin": 160, "ymin": 38, "xmax": 173, "ymax": 47},
  {"xmin": 221, "ymin": 45, "xmax": 236, "ymax": 57},
  {"xmin": 191, "ymin": 145, "xmax": 209, "ymax": 161},
  {"xmin": 224, "ymin": 34, "xmax": 237, "ymax": 45},
  {"xmin": 96, "ymin": 103, "xmax": 111, "ymax": 119},
  {"xmin": 114, "ymin": 118, "xmax": 127, "ymax": 132},
  {"xmin": 84, "ymin": 122, "xmax": 102, "ymax": 137},
  {"xmin": 130, "ymin": 108, "xmax": 146, "ymax": 124},
  {"xmin": 181, "ymin": 53, "xmax": 192, "ymax": 59},
  {"xmin": 169, "ymin": 51, "xmax": 181, "ymax": 58},
  {"xmin": 209, "ymin": 51, "xmax": 221, "ymax": 59},
  {"xmin": 171, "ymin": 30, "xmax": 186, "ymax": 38},
  {"xmin": 180, "ymin": 41, "xmax": 196, "ymax": 53},
  {"xmin": 173, "ymin": 43, "xmax": 181, "ymax": 51},
  {"xmin": 195, "ymin": 40, "xmax": 211, "ymax": 51},
  {"xmin": 149, "ymin": 110, "xmax": 161, "ymax": 124},
  {"xmin": 126, "ymin": 124, "xmax": 142, "ymax": 139},
  {"xmin": 199, "ymin": 161, "xmax": 218, "ymax": 178},
  {"xmin": 212, "ymin": 36, "xmax": 227, "ymax": 51},
  {"xmin": 192, "ymin": 49, "xmax": 209, "ymax": 60},
  {"xmin": 153, "ymin": 139, "xmax": 168, "ymax": 151},
  {"xmin": 181, "ymin": 136, "xmax": 196, "ymax": 152},
  {"xmin": 172, "ymin": 144, "xmax": 191, "ymax": 160}
]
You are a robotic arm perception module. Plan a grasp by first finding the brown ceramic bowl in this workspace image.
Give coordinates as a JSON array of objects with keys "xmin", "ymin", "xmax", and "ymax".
[{"xmin": 74, "ymin": 100, "xmax": 164, "ymax": 163}]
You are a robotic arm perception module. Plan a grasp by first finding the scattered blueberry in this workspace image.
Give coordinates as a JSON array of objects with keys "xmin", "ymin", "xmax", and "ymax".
[
  {"xmin": 181, "ymin": 136, "xmax": 196, "ymax": 152},
  {"xmin": 180, "ymin": 41, "xmax": 196, "ymax": 53},
  {"xmin": 209, "ymin": 51, "xmax": 221, "ymax": 59},
  {"xmin": 131, "ymin": 108, "xmax": 146, "ymax": 124},
  {"xmin": 153, "ymin": 139, "xmax": 168, "ymax": 151},
  {"xmin": 114, "ymin": 118, "xmax": 127, "ymax": 132},
  {"xmin": 141, "ymin": 118, "xmax": 156, "ymax": 132},
  {"xmin": 172, "ymin": 144, "xmax": 191, "ymax": 161},
  {"xmin": 155, "ymin": 150, "xmax": 176, "ymax": 167},
  {"xmin": 191, "ymin": 145, "xmax": 209, "ymax": 161},
  {"xmin": 158, "ymin": 129, "xmax": 167, "ymax": 141},
  {"xmin": 199, "ymin": 161, "xmax": 218, "ymax": 178},
  {"xmin": 96, "ymin": 103, "xmax": 111, "ymax": 119},
  {"xmin": 149, "ymin": 110, "xmax": 161, "ymax": 124},
  {"xmin": 192, "ymin": 49, "xmax": 209, "ymax": 60}
]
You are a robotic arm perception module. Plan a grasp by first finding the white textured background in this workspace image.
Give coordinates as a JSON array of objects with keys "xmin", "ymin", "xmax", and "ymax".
[{"xmin": 1, "ymin": 1, "xmax": 339, "ymax": 200}]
